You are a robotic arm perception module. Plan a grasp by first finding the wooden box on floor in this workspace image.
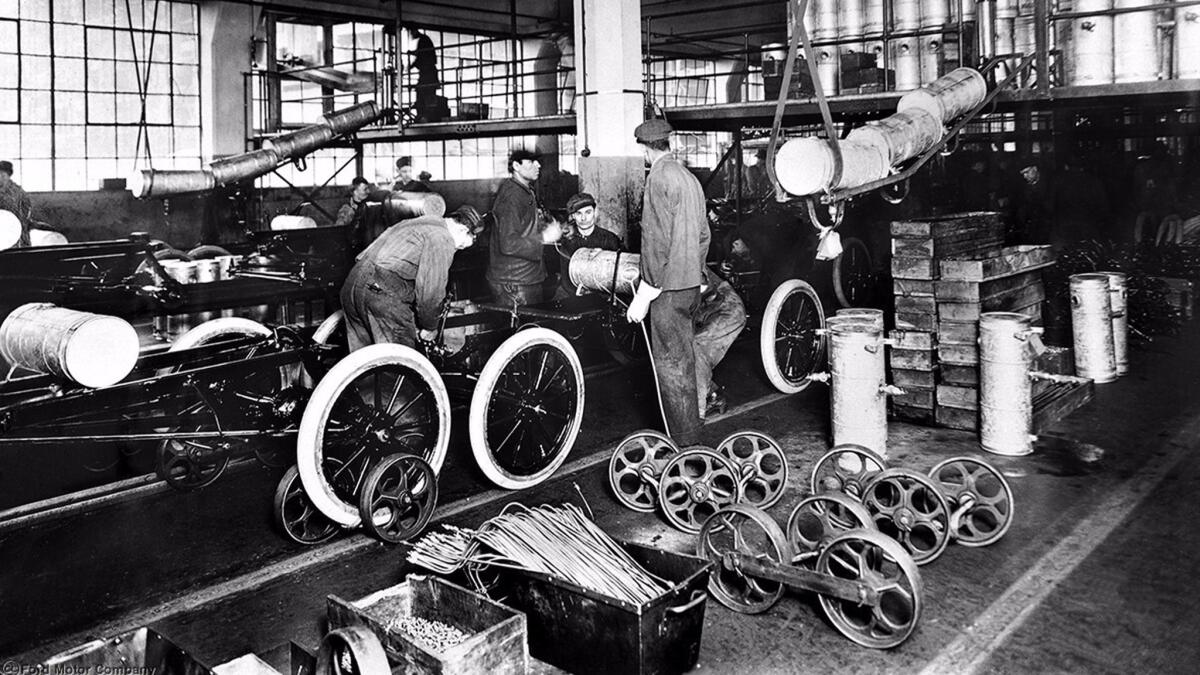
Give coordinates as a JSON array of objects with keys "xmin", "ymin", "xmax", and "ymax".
[{"xmin": 327, "ymin": 575, "xmax": 529, "ymax": 675}]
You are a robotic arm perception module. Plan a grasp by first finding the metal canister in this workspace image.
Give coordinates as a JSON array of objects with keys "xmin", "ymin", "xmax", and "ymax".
[
  {"xmin": 1098, "ymin": 271, "xmax": 1128, "ymax": 375},
  {"xmin": 814, "ymin": 0, "xmax": 840, "ymax": 41},
  {"xmin": 897, "ymin": 67, "xmax": 987, "ymax": 123},
  {"xmin": 847, "ymin": 109, "xmax": 944, "ymax": 166},
  {"xmin": 920, "ymin": 36, "xmax": 945, "ymax": 85},
  {"xmin": 774, "ymin": 137, "xmax": 890, "ymax": 197},
  {"xmin": 1067, "ymin": 0, "xmax": 1114, "ymax": 85},
  {"xmin": 834, "ymin": 308, "xmax": 885, "ymax": 332},
  {"xmin": 979, "ymin": 312, "xmax": 1036, "ymax": 456},
  {"xmin": 996, "ymin": 0, "xmax": 1019, "ymax": 20},
  {"xmin": 816, "ymin": 47, "xmax": 839, "ymax": 96},
  {"xmin": 828, "ymin": 322, "xmax": 889, "ymax": 456},
  {"xmin": 864, "ymin": 0, "xmax": 886, "ymax": 37},
  {"xmin": 127, "ymin": 169, "xmax": 216, "ymax": 198},
  {"xmin": 1069, "ymin": 273, "xmax": 1117, "ymax": 383},
  {"xmin": 894, "ymin": 0, "xmax": 922, "ymax": 31},
  {"xmin": 262, "ymin": 125, "xmax": 336, "ymax": 160},
  {"xmin": 209, "ymin": 148, "xmax": 281, "ymax": 186},
  {"xmin": 840, "ymin": 0, "xmax": 866, "ymax": 39},
  {"xmin": 1179, "ymin": 6, "xmax": 1200, "ymax": 79},
  {"xmin": 960, "ymin": 0, "xmax": 977, "ymax": 23},
  {"xmin": 1113, "ymin": 0, "xmax": 1159, "ymax": 83},
  {"xmin": 322, "ymin": 101, "xmax": 381, "ymax": 135},
  {"xmin": 893, "ymin": 38, "xmax": 922, "ymax": 91},
  {"xmin": 921, "ymin": 0, "xmax": 951, "ymax": 29}
]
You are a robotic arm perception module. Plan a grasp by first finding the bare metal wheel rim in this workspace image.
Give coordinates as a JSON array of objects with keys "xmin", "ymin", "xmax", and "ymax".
[
  {"xmin": 810, "ymin": 443, "xmax": 889, "ymax": 500},
  {"xmin": 696, "ymin": 504, "xmax": 792, "ymax": 614},
  {"xmin": 716, "ymin": 430, "xmax": 790, "ymax": 510},
  {"xmin": 929, "ymin": 456, "xmax": 1015, "ymax": 547},
  {"xmin": 657, "ymin": 447, "xmax": 744, "ymax": 533},
  {"xmin": 786, "ymin": 493, "xmax": 876, "ymax": 557},
  {"xmin": 298, "ymin": 344, "xmax": 451, "ymax": 527},
  {"xmin": 274, "ymin": 465, "xmax": 340, "ymax": 545},
  {"xmin": 862, "ymin": 468, "xmax": 952, "ymax": 566},
  {"xmin": 358, "ymin": 453, "xmax": 438, "ymax": 544},
  {"xmin": 760, "ymin": 279, "xmax": 826, "ymax": 394},
  {"xmin": 833, "ymin": 236, "xmax": 874, "ymax": 309},
  {"xmin": 816, "ymin": 529, "xmax": 924, "ymax": 649},
  {"xmin": 469, "ymin": 328, "xmax": 585, "ymax": 490},
  {"xmin": 608, "ymin": 429, "xmax": 680, "ymax": 512},
  {"xmin": 315, "ymin": 626, "xmax": 391, "ymax": 675}
]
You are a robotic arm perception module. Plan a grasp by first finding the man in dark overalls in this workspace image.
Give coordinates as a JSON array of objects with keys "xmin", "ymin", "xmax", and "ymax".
[{"xmin": 626, "ymin": 119, "xmax": 711, "ymax": 446}]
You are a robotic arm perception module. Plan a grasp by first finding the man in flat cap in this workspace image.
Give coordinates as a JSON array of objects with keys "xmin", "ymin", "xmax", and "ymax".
[
  {"xmin": 553, "ymin": 192, "xmax": 623, "ymax": 299},
  {"xmin": 0, "ymin": 160, "xmax": 33, "ymax": 248},
  {"xmin": 627, "ymin": 118, "xmax": 711, "ymax": 446},
  {"xmin": 341, "ymin": 205, "xmax": 481, "ymax": 351},
  {"xmin": 393, "ymin": 156, "xmax": 429, "ymax": 192},
  {"xmin": 486, "ymin": 148, "xmax": 558, "ymax": 307}
]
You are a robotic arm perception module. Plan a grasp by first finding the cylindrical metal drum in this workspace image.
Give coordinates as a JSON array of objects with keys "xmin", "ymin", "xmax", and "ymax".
[
  {"xmin": 825, "ymin": 315, "xmax": 876, "ymax": 333},
  {"xmin": 979, "ymin": 2, "xmax": 1001, "ymax": 61},
  {"xmin": 1068, "ymin": 0, "xmax": 1114, "ymax": 85},
  {"xmin": 0, "ymin": 303, "xmax": 140, "ymax": 388},
  {"xmin": 568, "ymin": 248, "xmax": 642, "ymax": 295},
  {"xmin": 996, "ymin": 0, "xmax": 1019, "ymax": 20},
  {"xmin": 322, "ymin": 101, "xmax": 382, "ymax": 135},
  {"xmin": 960, "ymin": 0, "xmax": 977, "ymax": 23},
  {"xmin": 270, "ymin": 215, "xmax": 318, "ymax": 231},
  {"xmin": 209, "ymin": 148, "xmax": 280, "ymax": 186},
  {"xmin": 774, "ymin": 137, "xmax": 891, "ymax": 196},
  {"xmin": 1069, "ymin": 273, "xmax": 1117, "ymax": 383},
  {"xmin": 864, "ymin": 0, "xmax": 886, "ymax": 36},
  {"xmin": 1013, "ymin": 15, "xmax": 1036, "ymax": 85},
  {"xmin": 834, "ymin": 307, "xmax": 885, "ymax": 331},
  {"xmin": 814, "ymin": 0, "xmax": 840, "ymax": 41},
  {"xmin": 816, "ymin": 47, "xmax": 839, "ymax": 96},
  {"xmin": 921, "ymin": 0, "xmax": 951, "ymax": 29},
  {"xmin": 894, "ymin": 0, "xmax": 922, "ymax": 31},
  {"xmin": 897, "ymin": 67, "xmax": 988, "ymax": 123},
  {"xmin": 920, "ymin": 36, "xmax": 945, "ymax": 85},
  {"xmin": 979, "ymin": 312, "xmax": 1036, "ymax": 456},
  {"xmin": 1113, "ymin": 0, "xmax": 1159, "ymax": 83},
  {"xmin": 262, "ymin": 125, "xmax": 336, "ymax": 160},
  {"xmin": 1179, "ymin": 7, "xmax": 1200, "ymax": 79},
  {"xmin": 1098, "ymin": 271, "xmax": 1128, "ymax": 375},
  {"xmin": 29, "ymin": 229, "xmax": 69, "ymax": 246},
  {"xmin": 994, "ymin": 16, "xmax": 1016, "ymax": 78},
  {"xmin": 194, "ymin": 259, "xmax": 221, "ymax": 284},
  {"xmin": 847, "ymin": 109, "xmax": 944, "ymax": 166},
  {"xmin": 893, "ymin": 38, "xmax": 923, "ymax": 90},
  {"xmin": 382, "ymin": 191, "xmax": 448, "ymax": 222},
  {"xmin": 160, "ymin": 260, "xmax": 197, "ymax": 284},
  {"xmin": 828, "ymin": 322, "xmax": 888, "ymax": 456},
  {"xmin": 215, "ymin": 255, "xmax": 239, "ymax": 280},
  {"xmin": 127, "ymin": 169, "xmax": 216, "ymax": 198},
  {"xmin": 840, "ymin": 0, "xmax": 866, "ymax": 39}
]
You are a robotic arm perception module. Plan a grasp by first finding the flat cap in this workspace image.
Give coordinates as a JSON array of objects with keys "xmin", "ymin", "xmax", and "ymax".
[
  {"xmin": 449, "ymin": 204, "xmax": 483, "ymax": 233},
  {"xmin": 0, "ymin": 161, "xmax": 12, "ymax": 175},
  {"xmin": 396, "ymin": 156, "xmax": 412, "ymax": 168},
  {"xmin": 566, "ymin": 192, "xmax": 596, "ymax": 214},
  {"xmin": 507, "ymin": 148, "xmax": 540, "ymax": 166},
  {"xmin": 634, "ymin": 118, "xmax": 673, "ymax": 143}
]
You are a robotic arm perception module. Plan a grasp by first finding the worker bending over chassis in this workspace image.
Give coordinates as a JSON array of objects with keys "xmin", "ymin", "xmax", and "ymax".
[
  {"xmin": 341, "ymin": 206, "xmax": 480, "ymax": 351},
  {"xmin": 626, "ymin": 119, "xmax": 712, "ymax": 446}
]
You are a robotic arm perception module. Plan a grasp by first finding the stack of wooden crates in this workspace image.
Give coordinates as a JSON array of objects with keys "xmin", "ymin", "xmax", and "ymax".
[{"xmin": 888, "ymin": 212, "xmax": 1055, "ymax": 430}]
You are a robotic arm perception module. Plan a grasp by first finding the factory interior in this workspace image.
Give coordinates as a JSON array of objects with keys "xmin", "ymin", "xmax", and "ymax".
[{"xmin": 1, "ymin": 0, "xmax": 1199, "ymax": 673}]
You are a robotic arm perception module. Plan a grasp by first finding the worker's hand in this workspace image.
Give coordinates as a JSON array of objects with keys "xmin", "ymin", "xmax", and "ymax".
[
  {"xmin": 625, "ymin": 282, "xmax": 661, "ymax": 323},
  {"xmin": 418, "ymin": 328, "xmax": 438, "ymax": 343},
  {"xmin": 541, "ymin": 219, "xmax": 564, "ymax": 244}
]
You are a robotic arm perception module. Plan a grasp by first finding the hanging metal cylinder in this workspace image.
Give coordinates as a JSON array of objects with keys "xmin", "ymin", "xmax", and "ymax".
[
  {"xmin": 979, "ymin": 312, "xmax": 1037, "ymax": 456},
  {"xmin": 897, "ymin": 67, "xmax": 987, "ymax": 123},
  {"xmin": 381, "ymin": 191, "xmax": 448, "ymax": 221},
  {"xmin": 1179, "ymin": 6, "xmax": 1200, "ymax": 79},
  {"xmin": 828, "ymin": 322, "xmax": 891, "ymax": 457},
  {"xmin": 1069, "ymin": 273, "xmax": 1117, "ymax": 383},
  {"xmin": 893, "ymin": 38, "xmax": 923, "ymax": 90},
  {"xmin": 834, "ymin": 307, "xmax": 885, "ymax": 332},
  {"xmin": 813, "ymin": 0, "xmax": 840, "ymax": 41},
  {"xmin": 1098, "ymin": 271, "xmax": 1128, "ymax": 375},
  {"xmin": 894, "ymin": 0, "xmax": 923, "ymax": 31},
  {"xmin": 262, "ymin": 124, "xmax": 336, "ymax": 160},
  {"xmin": 127, "ymin": 169, "xmax": 216, "ymax": 199},
  {"xmin": 1068, "ymin": 0, "xmax": 1115, "ymax": 85},
  {"xmin": 322, "ymin": 101, "xmax": 382, "ymax": 135},
  {"xmin": 209, "ymin": 148, "xmax": 281, "ymax": 186},
  {"xmin": 1113, "ymin": 0, "xmax": 1160, "ymax": 83},
  {"xmin": 774, "ymin": 137, "xmax": 891, "ymax": 197}
]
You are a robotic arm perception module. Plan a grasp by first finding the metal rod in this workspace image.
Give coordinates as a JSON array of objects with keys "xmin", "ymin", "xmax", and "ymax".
[{"xmin": 729, "ymin": 553, "xmax": 880, "ymax": 605}]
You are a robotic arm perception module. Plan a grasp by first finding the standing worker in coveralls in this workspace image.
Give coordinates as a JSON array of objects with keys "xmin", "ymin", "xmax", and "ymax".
[{"xmin": 625, "ymin": 119, "xmax": 711, "ymax": 447}]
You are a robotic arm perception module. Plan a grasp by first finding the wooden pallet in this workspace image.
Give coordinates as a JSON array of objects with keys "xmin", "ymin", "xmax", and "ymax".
[{"xmin": 938, "ymin": 245, "xmax": 1055, "ymax": 282}]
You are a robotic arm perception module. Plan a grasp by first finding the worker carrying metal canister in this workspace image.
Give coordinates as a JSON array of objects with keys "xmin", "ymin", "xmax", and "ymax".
[
  {"xmin": 626, "ymin": 119, "xmax": 712, "ymax": 446},
  {"xmin": 340, "ymin": 205, "xmax": 481, "ymax": 351},
  {"xmin": 554, "ymin": 192, "xmax": 623, "ymax": 299}
]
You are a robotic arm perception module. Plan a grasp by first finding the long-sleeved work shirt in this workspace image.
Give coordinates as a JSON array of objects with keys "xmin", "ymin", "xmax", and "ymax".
[
  {"xmin": 353, "ymin": 215, "xmax": 456, "ymax": 329},
  {"xmin": 0, "ymin": 180, "xmax": 33, "ymax": 248},
  {"xmin": 486, "ymin": 177, "xmax": 546, "ymax": 286},
  {"xmin": 640, "ymin": 154, "xmax": 711, "ymax": 290}
]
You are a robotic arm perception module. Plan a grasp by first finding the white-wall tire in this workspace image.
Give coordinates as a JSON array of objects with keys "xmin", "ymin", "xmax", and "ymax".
[{"xmin": 760, "ymin": 279, "xmax": 826, "ymax": 394}]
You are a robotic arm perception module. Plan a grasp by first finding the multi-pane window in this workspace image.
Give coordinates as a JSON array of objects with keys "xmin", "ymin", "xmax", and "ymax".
[{"xmin": 0, "ymin": 0, "xmax": 201, "ymax": 191}]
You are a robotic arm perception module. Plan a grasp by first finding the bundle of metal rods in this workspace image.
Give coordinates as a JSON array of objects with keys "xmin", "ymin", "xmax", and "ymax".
[{"xmin": 406, "ymin": 503, "xmax": 669, "ymax": 605}]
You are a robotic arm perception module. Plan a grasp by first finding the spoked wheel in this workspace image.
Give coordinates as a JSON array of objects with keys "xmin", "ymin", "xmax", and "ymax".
[
  {"xmin": 696, "ymin": 505, "xmax": 791, "ymax": 614},
  {"xmin": 357, "ymin": 454, "xmax": 438, "ymax": 544},
  {"xmin": 715, "ymin": 430, "xmax": 790, "ymax": 510},
  {"xmin": 469, "ymin": 328, "xmax": 585, "ymax": 490},
  {"xmin": 760, "ymin": 279, "xmax": 825, "ymax": 394},
  {"xmin": 810, "ymin": 444, "xmax": 889, "ymax": 500},
  {"xmin": 315, "ymin": 626, "xmax": 391, "ymax": 675},
  {"xmin": 657, "ymin": 447, "xmax": 744, "ymax": 533},
  {"xmin": 298, "ymin": 344, "xmax": 451, "ymax": 528},
  {"xmin": 608, "ymin": 429, "xmax": 680, "ymax": 512},
  {"xmin": 156, "ymin": 432, "xmax": 232, "ymax": 491},
  {"xmin": 816, "ymin": 529, "xmax": 924, "ymax": 649},
  {"xmin": 861, "ymin": 469, "xmax": 952, "ymax": 566},
  {"xmin": 786, "ymin": 493, "xmax": 875, "ymax": 557},
  {"xmin": 273, "ymin": 465, "xmax": 340, "ymax": 545},
  {"xmin": 929, "ymin": 457, "xmax": 1015, "ymax": 547},
  {"xmin": 832, "ymin": 236, "xmax": 875, "ymax": 308}
]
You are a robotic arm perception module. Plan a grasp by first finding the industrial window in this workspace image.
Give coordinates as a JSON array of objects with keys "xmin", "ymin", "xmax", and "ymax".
[{"xmin": 0, "ymin": 0, "xmax": 201, "ymax": 192}]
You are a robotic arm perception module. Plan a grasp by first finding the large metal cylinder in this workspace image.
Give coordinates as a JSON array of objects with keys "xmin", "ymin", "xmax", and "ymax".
[
  {"xmin": 921, "ymin": 0, "xmax": 951, "ymax": 29},
  {"xmin": 1069, "ymin": 273, "xmax": 1117, "ymax": 383},
  {"xmin": 834, "ymin": 307, "xmax": 885, "ymax": 331},
  {"xmin": 979, "ymin": 312, "xmax": 1036, "ymax": 456},
  {"xmin": 996, "ymin": 0, "xmax": 1019, "ymax": 20},
  {"xmin": 960, "ymin": 0, "xmax": 977, "ymax": 22},
  {"xmin": 920, "ymin": 35, "xmax": 946, "ymax": 85},
  {"xmin": 774, "ymin": 137, "xmax": 891, "ymax": 197},
  {"xmin": 894, "ymin": 0, "xmax": 923, "ymax": 31},
  {"xmin": 381, "ymin": 191, "xmax": 448, "ymax": 222},
  {"xmin": 1068, "ymin": 0, "xmax": 1114, "ymax": 85},
  {"xmin": 978, "ymin": 1, "xmax": 999, "ymax": 61},
  {"xmin": 322, "ymin": 101, "xmax": 382, "ymax": 135},
  {"xmin": 127, "ymin": 169, "xmax": 216, "ymax": 199},
  {"xmin": 840, "ymin": 0, "xmax": 866, "ymax": 38},
  {"xmin": 1179, "ymin": 6, "xmax": 1200, "ymax": 79},
  {"xmin": 1098, "ymin": 271, "xmax": 1128, "ymax": 375},
  {"xmin": 1113, "ymin": 0, "xmax": 1159, "ymax": 83},
  {"xmin": 846, "ymin": 110, "xmax": 945, "ymax": 167},
  {"xmin": 568, "ymin": 248, "xmax": 641, "ymax": 295},
  {"xmin": 814, "ymin": 0, "xmax": 840, "ymax": 40},
  {"xmin": 816, "ymin": 47, "xmax": 839, "ymax": 96},
  {"xmin": 897, "ymin": 67, "xmax": 987, "ymax": 123},
  {"xmin": 262, "ymin": 125, "xmax": 336, "ymax": 160},
  {"xmin": 893, "ymin": 38, "xmax": 923, "ymax": 90},
  {"xmin": 0, "ymin": 303, "xmax": 140, "ymax": 388},
  {"xmin": 864, "ymin": 0, "xmax": 886, "ymax": 36},
  {"xmin": 829, "ymin": 322, "xmax": 889, "ymax": 456},
  {"xmin": 209, "ymin": 148, "xmax": 281, "ymax": 186}
]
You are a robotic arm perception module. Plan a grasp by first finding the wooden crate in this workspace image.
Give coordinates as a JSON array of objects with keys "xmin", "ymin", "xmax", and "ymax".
[
  {"xmin": 940, "ymin": 364, "xmax": 979, "ymax": 386},
  {"xmin": 895, "ymin": 295, "xmax": 937, "ymax": 315},
  {"xmin": 894, "ymin": 386, "xmax": 935, "ymax": 408},
  {"xmin": 890, "ymin": 230, "xmax": 1005, "ymax": 260},
  {"xmin": 890, "ymin": 347, "xmax": 935, "ymax": 370},
  {"xmin": 936, "ymin": 384, "xmax": 978, "ymax": 410},
  {"xmin": 893, "ymin": 368, "xmax": 937, "ymax": 388},
  {"xmin": 937, "ymin": 320, "xmax": 978, "ymax": 345},
  {"xmin": 895, "ymin": 312, "xmax": 936, "ymax": 331},
  {"xmin": 938, "ymin": 245, "xmax": 1055, "ymax": 281},
  {"xmin": 1033, "ymin": 375, "xmax": 1095, "ymax": 431},
  {"xmin": 327, "ymin": 575, "xmax": 528, "ymax": 675},
  {"xmin": 936, "ymin": 405, "xmax": 978, "ymax": 431},
  {"xmin": 888, "ymin": 330, "xmax": 936, "ymax": 350},
  {"xmin": 892, "ymin": 404, "xmax": 936, "ymax": 424},
  {"xmin": 892, "ymin": 256, "xmax": 936, "ymax": 280},
  {"xmin": 937, "ymin": 343, "xmax": 979, "ymax": 365},
  {"xmin": 890, "ymin": 211, "xmax": 1005, "ymax": 239},
  {"xmin": 934, "ymin": 269, "xmax": 1045, "ymax": 303},
  {"xmin": 937, "ymin": 284, "xmax": 1047, "ymax": 321},
  {"xmin": 893, "ymin": 278, "xmax": 935, "ymax": 296}
]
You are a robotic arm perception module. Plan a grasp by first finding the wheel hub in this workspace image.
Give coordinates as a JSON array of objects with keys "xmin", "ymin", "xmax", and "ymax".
[
  {"xmin": 895, "ymin": 507, "xmax": 916, "ymax": 530},
  {"xmin": 690, "ymin": 482, "xmax": 712, "ymax": 503}
]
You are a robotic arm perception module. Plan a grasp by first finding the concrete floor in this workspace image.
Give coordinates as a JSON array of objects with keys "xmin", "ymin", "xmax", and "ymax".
[{"xmin": 3, "ymin": 319, "xmax": 1200, "ymax": 674}]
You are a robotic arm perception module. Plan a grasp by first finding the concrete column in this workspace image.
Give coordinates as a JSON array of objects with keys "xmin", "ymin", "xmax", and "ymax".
[
  {"xmin": 574, "ymin": 0, "xmax": 645, "ymax": 240},
  {"xmin": 199, "ymin": 2, "xmax": 261, "ymax": 161}
]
